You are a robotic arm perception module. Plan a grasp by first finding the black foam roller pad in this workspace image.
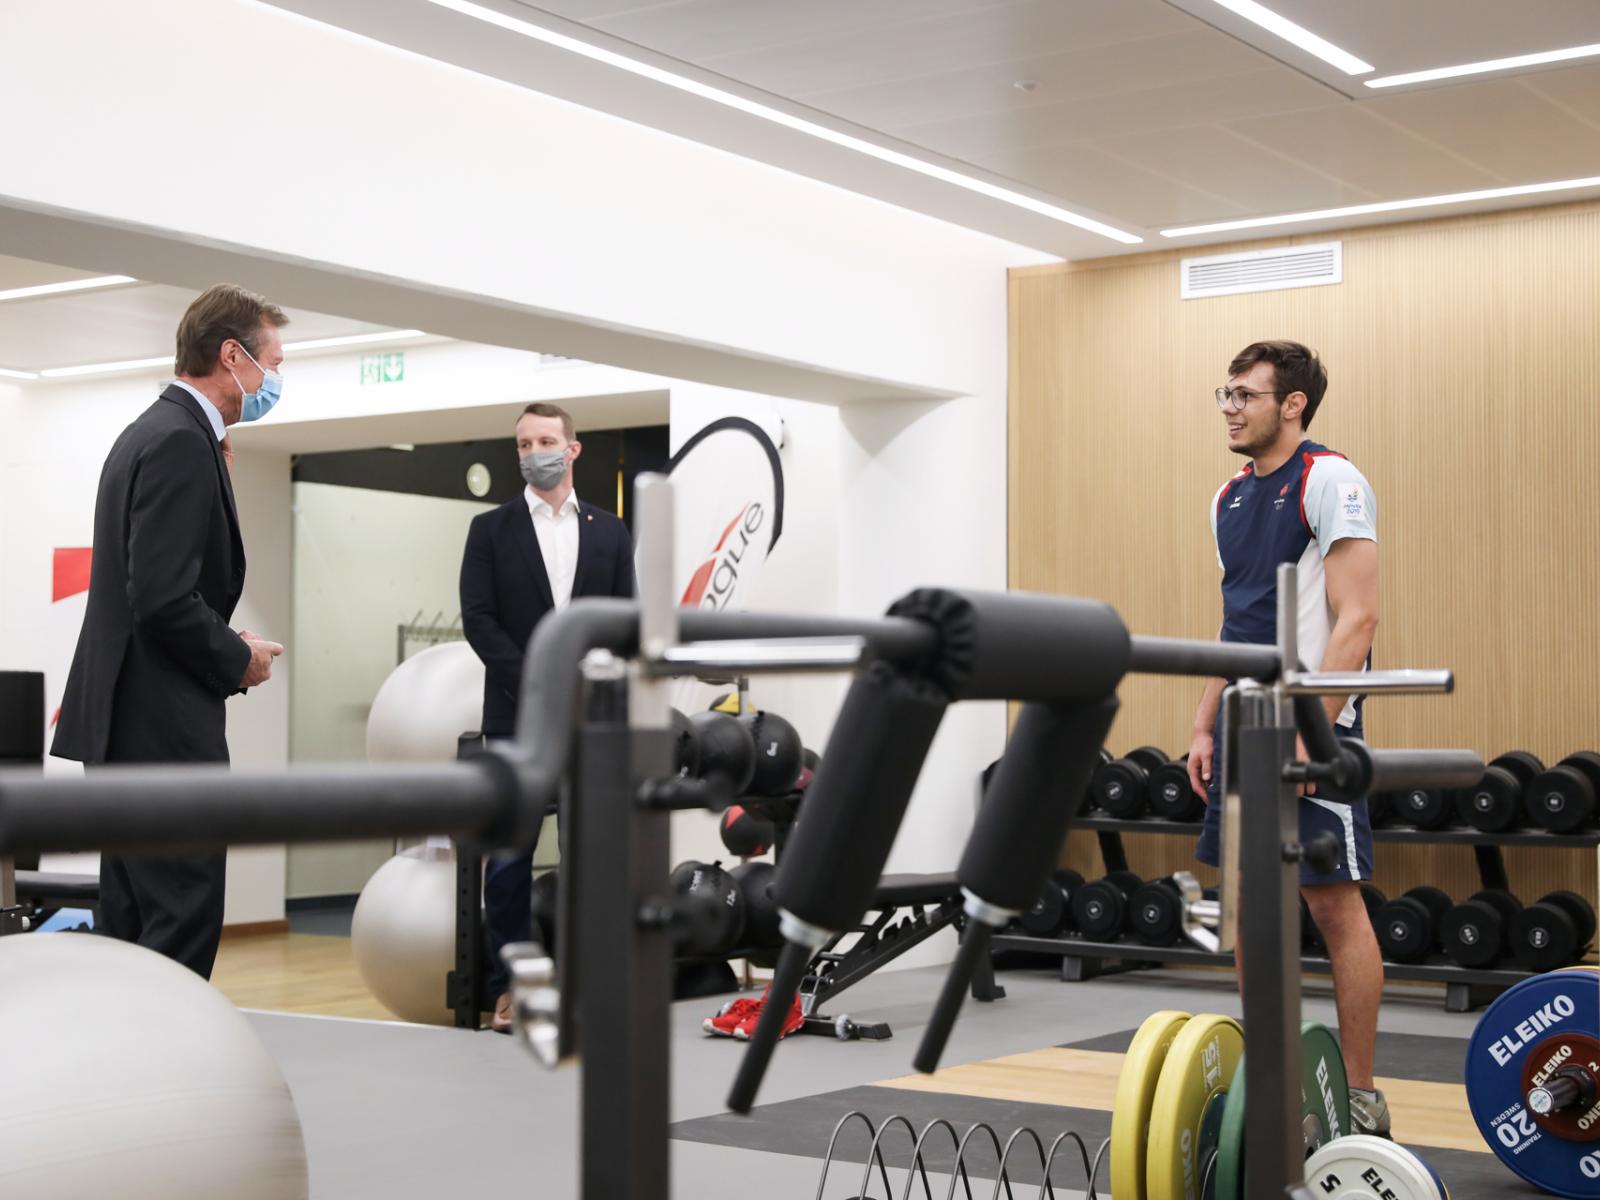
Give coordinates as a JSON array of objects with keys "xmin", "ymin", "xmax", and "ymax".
[
  {"xmin": 0, "ymin": 671, "xmax": 45, "ymax": 762},
  {"xmin": 886, "ymin": 589, "xmax": 1129, "ymax": 702},
  {"xmin": 959, "ymin": 697, "xmax": 1120, "ymax": 913},
  {"xmin": 770, "ymin": 662, "xmax": 948, "ymax": 933}
]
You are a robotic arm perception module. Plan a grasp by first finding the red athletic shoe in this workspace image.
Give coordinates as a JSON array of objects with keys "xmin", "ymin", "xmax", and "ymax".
[
  {"xmin": 735, "ymin": 991, "xmax": 804, "ymax": 1041},
  {"xmin": 703, "ymin": 995, "xmax": 763, "ymax": 1038}
]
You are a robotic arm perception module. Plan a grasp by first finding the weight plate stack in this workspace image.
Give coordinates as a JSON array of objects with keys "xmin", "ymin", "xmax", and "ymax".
[
  {"xmin": 1303, "ymin": 1135, "xmax": 1450, "ymax": 1199},
  {"xmin": 1213, "ymin": 1021, "xmax": 1351, "ymax": 1200},
  {"xmin": 1109, "ymin": 1010, "xmax": 1192, "ymax": 1200},
  {"xmin": 1146, "ymin": 1014, "xmax": 1244, "ymax": 1200},
  {"xmin": 1377, "ymin": 886, "xmax": 1451, "ymax": 963},
  {"xmin": 1510, "ymin": 890, "xmax": 1599, "ymax": 972},
  {"xmin": 1457, "ymin": 751, "xmax": 1544, "ymax": 832},
  {"xmin": 1147, "ymin": 755, "xmax": 1205, "ymax": 823},
  {"xmin": 1441, "ymin": 889, "xmax": 1523, "ymax": 969},
  {"xmin": 1524, "ymin": 752, "xmax": 1600, "ymax": 834},
  {"xmin": 1466, "ymin": 968, "xmax": 1600, "ymax": 1198}
]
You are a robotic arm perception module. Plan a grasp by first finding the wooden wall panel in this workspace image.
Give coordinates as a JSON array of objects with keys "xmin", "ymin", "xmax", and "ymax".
[{"xmin": 1010, "ymin": 202, "xmax": 1600, "ymax": 921}]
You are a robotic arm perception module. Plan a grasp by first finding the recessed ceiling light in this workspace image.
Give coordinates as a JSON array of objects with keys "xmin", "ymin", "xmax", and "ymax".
[
  {"xmin": 38, "ymin": 330, "xmax": 430, "ymax": 379},
  {"xmin": 0, "ymin": 274, "xmax": 137, "ymax": 303},
  {"xmin": 0, "ymin": 366, "xmax": 40, "ymax": 381},
  {"xmin": 422, "ymin": 0, "xmax": 1142, "ymax": 244},
  {"xmin": 1200, "ymin": 0, "xmax": 1373, "ymax": 76},
  {"xmin": 1365, "ymin": 42, "xmax": 1600, "ymax": 89},
  {"xmin": 1160, "ymin": 173, "xmax": 1600, "ymax": 238}
]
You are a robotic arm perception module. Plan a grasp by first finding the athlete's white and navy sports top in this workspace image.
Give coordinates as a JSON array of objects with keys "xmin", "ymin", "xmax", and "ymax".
[{"xmin": 1209, "ymin": 439, "xmax": 1378, "ymax": 727}]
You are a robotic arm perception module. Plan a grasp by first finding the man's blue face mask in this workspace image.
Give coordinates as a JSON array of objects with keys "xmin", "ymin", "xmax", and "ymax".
[{"xmin": 229, "ymin": 343, "xmax": 283, "ymax": 422}]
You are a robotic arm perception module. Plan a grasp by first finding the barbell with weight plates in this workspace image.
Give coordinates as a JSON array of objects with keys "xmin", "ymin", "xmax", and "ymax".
[
  {"xmin": 1017, "ymin": 867, "xmax": 1086, "ymax": 937},
  {"xmin": 1303, "ymin": 1135, "xmax": 1451, "ymax": 1199},
  {"xmin": 1090, "ymin": 746, "xmax": 1169, "ymax": 819},
  {"xmin": 1455, "ymin": 750, "xmax": 1544, "ymax": 833},
  {"xmin": 1524, "ymin": 751, "xmax": 1600, "ymax": 834},
  {"xmin": 1377, "ymin": 886, "xmax": 1452, "ymax": 964},
  {"xmin": 1509, "ymin": 890, "xmax": 1598, "ymax": 973},
  {"xmin": 1212, "ymin": 1021, "xmax": 1352, "ymax": 1200},
  {"xmin": 1147, "ymin": 754, "xmax": 1205, "ymax": 823},
  {"xmin": 1069, "ymin": 869, "xmax": 1144, "ymax": 941},
  {"xmin": 1466, "ymin": 965, "xmax": 1600, "ymax": 1198},
  {"xmin": 1440, "ymin": 888, "xmax": 1523, "ymax": 969}
]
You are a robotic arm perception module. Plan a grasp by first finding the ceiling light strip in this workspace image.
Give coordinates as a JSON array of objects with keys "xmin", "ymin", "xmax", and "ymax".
[
  {"xmin": 0, "ymin": 366, "xmax": 41, "ymax": 381},
  {"xmin": 422, "ymin": 0, "xmax": 1142, "ymax": 244},
  {"xmin": 0, "ymin": 274, "xmax": 137, "ymax": 303},
  {"xmin": 38, "ymin": 330, "xmax": 430, "ymax": 380},
  {"xmin": 1202, "ymin": 0, "xmax": 1373, "ymax": 75},
  {"xmin": 1365, "ymin": 42, "xmax": 1600, "ymax": 89},
  {"xmin": 1161, "ymin": 173, "xmax": 1600, "ymax": 238}
]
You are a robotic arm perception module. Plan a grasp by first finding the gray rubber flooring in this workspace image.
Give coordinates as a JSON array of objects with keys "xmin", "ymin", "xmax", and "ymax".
[{"xmin": 247, "ymin": 963, "xmax": 1505, "ymax": 1199}]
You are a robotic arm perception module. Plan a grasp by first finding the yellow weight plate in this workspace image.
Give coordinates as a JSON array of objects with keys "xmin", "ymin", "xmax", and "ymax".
[
  {"xmin": 1111, "ymin": 1010, "xmax": 1193, "ymax": 1200},
  {"xmin": 1146, "ymin": 1013, "xmax": 1245, "ymax": 1200}
]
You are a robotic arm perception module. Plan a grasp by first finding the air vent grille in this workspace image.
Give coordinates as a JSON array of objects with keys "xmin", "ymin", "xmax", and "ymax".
[{"xmin": 1181, "ymin": 242, "xmax": 1341, "ymax": 299}]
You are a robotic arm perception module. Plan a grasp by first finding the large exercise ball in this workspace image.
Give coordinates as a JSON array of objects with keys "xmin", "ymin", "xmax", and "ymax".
[
  {"xmin": 366, "ymin": 641, "xmax": 485, "ymax": 764},
  {"xmin": 0, "ymin": 934, "xmax": 307, "ymax": 1198},
  {"xmin": 351, "ymin": 844, "xmax": 457, "ymax": 1024}
]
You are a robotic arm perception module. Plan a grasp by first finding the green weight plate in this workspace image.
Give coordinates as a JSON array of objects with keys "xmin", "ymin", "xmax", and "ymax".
[
  {"xmin": 1147, "ymin": 1013, "xmax": 1244, "ymax": 1200},
  {"xmin": 1111, "ymin": 1010, "xmax": 1193, "ymax": 1200},
  {"xmin": 1212, "ymin": 1022, "xmax": 1350, "ymax": 1200}
]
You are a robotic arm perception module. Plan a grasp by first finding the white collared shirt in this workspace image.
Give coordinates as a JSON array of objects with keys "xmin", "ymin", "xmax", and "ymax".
[
  {"xmin": 169, "ymin": 379, "xmax": 227, "ymax": 442},
  {"xmin": 525, "ymin": 486, "xmax": 581, "ymax": 609}
]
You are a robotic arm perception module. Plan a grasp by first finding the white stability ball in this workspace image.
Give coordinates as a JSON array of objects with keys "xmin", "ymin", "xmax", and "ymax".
[
  {"xmin": 0, "ymin": 934, "xmax": 308, "ymax": 1199},
  {"xmin": 366, "ymin": 640, "xmax": 485, "ymax": 765},
  {"xmin": 351, "ymin": 844, "xmax": 457, "ymax": 1025}
]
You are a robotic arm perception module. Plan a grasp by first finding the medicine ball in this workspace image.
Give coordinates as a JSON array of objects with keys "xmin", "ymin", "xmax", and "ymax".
[
  {"xmin": 669, "ymin": 707, "xmax": 700, "ymax": 777},
  {"xmin": 688, "ymin": 711, "xmax": 757, "ymax": 796},
  {"xmin": 669, "ymin": 859, "xmax": 745, "ymax": 958},
  {"xmin": 719, "ymin": 804, "xmax": 775, "ymax": 857},
  {"xmin": 737, "ymin": 711, "xmax": 803, "ymax": 797}
]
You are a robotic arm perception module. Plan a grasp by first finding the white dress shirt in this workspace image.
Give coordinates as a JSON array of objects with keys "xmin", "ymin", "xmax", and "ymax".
[
  {"xmin": 170, "ymin": 379, "xmax": 227, "ymax": 441},
  {"xmin": 525, "ymin": 486, "xmax": 581, "ymax": 610}
]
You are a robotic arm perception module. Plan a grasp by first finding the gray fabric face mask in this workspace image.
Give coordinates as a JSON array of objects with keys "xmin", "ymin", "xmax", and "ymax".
[{"xmin": 519, "ymin": 449, "xmax": 568, "ymax": 490}]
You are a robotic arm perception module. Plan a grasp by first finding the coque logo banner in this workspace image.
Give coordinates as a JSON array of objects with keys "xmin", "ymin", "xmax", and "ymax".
[{"xmin": 659, "ymin": 417, "xmax": 784, "ymax": 613}]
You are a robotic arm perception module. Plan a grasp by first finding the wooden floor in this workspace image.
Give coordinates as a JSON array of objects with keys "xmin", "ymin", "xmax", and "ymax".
[
  {"xmin": 211, "ymin": 930, "xmax": 398, "ymax": 1022},
  {"xmin": 876, "ymin": 1048, "xmax": 1486, "ymax": 1154}
]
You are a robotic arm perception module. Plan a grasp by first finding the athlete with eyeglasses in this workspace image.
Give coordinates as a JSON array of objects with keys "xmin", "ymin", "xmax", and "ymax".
[{"xmin": 1186, "ymin": 340, "xmax": 1392, "ymax": 1138}]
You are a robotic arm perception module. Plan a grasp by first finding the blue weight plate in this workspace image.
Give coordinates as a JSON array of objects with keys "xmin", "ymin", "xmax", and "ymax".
[{"xmin": 1465, "ymin": 969, "xmax": 1600, "ymax": 1198}]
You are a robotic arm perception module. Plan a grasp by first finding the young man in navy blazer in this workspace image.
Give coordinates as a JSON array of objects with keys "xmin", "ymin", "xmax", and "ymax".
[{"xmin": 459, "ymin": 401, "xmax": 634, "ymax": 1031}]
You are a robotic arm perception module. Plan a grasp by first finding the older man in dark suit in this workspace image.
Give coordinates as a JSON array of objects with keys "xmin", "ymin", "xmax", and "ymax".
[{"xmin": 53, "ymin": 284, "xmax": 287, "ymax": 978}]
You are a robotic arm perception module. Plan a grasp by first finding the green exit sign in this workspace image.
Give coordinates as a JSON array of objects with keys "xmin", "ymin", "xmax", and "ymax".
[{"xmin": 361, "ymin": 352, "xmax": 405, "ymax": 384}]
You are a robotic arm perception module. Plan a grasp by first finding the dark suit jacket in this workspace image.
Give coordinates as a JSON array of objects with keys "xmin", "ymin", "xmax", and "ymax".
[
  {"xmin": 459, "ymin": 494, "xmax": 635, "ymax": 736},
  {"xmin": 52, "ymin": 386, "xmax": 252, "ymax": 765}
]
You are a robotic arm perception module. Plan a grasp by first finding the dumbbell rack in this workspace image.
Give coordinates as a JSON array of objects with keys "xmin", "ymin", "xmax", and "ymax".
[{"xmin": 989, "ymin": 817, "xmax": 1600, "ymax": 1013}]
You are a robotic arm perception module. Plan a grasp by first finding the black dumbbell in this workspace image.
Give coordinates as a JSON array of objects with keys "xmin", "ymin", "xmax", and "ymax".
[
  {"xmin": 1147, "ymin": 755, "xmax": 1205, "ymax": 822},
  {"xmin": 1523, "ymin": 752, "xmax": 1600, "ymax": 834},
  {"xmin": 1078, "ymin": 748, "xmax": 1114, "ymax": 813},
  {"xmin": 1387, "ymin": 787, "xmax": 1455, "ymax": 830},
  {"xmin": 1510, "ymin": 890, "xmax": 1598, "ymax": 971},
  {"xmin": 1128, "ymin": 877, "xmax": 1189, "ymax": 946},
  {"xmin": 1089, "ymin": 746, "xmax": 1168, "ymax": 819},
  {"xmin": 1376, "ymin": 885, "xmax": 1452, "ymax": 963},
  {"xmin": 1070, "ymin": 870, "xmax": 1144, "ymax": 941},
  {"xmin": 1440, "ymin": 889, "xmax": 1523, "ymax": 968},
  {"xmin": 1018, "ymin": 868, "xmax": 1087, "ymax": 937},
  {"xmin": 1455, "ymin": 751, "xmax": 1543, "ymax": 832}
]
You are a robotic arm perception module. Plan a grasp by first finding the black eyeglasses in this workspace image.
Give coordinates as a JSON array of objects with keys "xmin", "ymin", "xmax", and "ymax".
[{"xmin": 1215, "ymin": 386, "xmax": 1280, "ymax": 413}]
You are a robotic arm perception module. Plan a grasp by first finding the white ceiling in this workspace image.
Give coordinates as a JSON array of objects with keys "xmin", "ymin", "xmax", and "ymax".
[
  {"xmin": 0, "ymin": 255, "xmax": 405, "ymax": 376},
  {"xmin": 267, "ymin": 0, "xmax": 1600, "ymax": 256}
]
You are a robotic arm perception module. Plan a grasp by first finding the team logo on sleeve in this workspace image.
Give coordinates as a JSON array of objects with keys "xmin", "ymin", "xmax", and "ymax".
[{"xmin": 1342, "ymin": 484, "xmax": 1366, "ymax": 519}]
